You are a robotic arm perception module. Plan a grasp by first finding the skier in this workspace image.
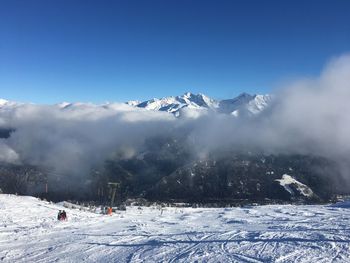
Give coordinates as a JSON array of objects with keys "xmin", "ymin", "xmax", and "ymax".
[
  {"xmin": 62, "ymin": 210, "xmax": 67, "ymax": 220},
  {"xmin": 57, "ymin": 210, "xmax": 62, "ymax": 221},
  {"xmin": 107, "ymin": 207, "xmax": 113, "ymax": 215}
]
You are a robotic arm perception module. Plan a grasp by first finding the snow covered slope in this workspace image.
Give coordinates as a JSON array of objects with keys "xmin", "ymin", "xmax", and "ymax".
[
  {"xmin": 134, "ymin": 92, "xmax": 218, "ymax": 116},
  {"xmin": 133, "ymin": 92, "xmax": 271, "ymax": 116},
  {"xmin": 1, "ymin": 194, "xmax": 350, "ymax": 262},
  {"xmin": 276, "ymin": 174, "xmax": 315, "ymax": 197},
  {"xmin": 218, "ymin": 93, "xmax": 272, "ymax": 116}
]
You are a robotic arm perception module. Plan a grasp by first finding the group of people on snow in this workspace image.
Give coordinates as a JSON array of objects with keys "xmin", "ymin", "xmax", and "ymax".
[{"xmin": 57, "ymin": 210, "xmax": 67, "ymax": 221}]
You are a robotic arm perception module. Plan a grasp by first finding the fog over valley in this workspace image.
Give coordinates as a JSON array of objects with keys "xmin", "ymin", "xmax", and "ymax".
[{"xmin": 1, "ymin": 54, "xmax": 350, "ymax": 202}]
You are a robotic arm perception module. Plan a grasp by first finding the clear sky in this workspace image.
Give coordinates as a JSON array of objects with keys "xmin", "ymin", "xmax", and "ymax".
[{"xmin": 1, "ymin": 0, "xmax": 350, "ymax": 103}]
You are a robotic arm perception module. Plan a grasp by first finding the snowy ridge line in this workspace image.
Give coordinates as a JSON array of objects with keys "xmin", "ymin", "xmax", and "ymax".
[
  {"xmin": 1, "ymin": 92, "xmax": 272, "ymax": 117},
  {"xmin": 132, "ymin": 92, "xmax": 272, "ymax": 116}
]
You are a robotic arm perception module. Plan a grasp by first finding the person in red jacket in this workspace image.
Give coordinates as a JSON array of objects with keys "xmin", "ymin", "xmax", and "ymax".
[
  {"xmin": 107, "ymin": 207, "xmax": 113, "ymax": 215},
  {"xmin": 57, "ymin": 210, "xmax": 67, "ymax": 221}
]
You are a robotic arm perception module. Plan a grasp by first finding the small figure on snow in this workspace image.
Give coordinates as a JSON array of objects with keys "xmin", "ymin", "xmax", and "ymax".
[
  {"xmin": 57, "ymin": 210, "xmax": 67, "ymax": 221},
  {"xmin": 62, "ymin": 210, "xmax": 67, "ymax": 221},
  {"xmin": 107, "ymin": 207, "xmax": 113, "ymax": 215},
  {"xmin": 57, "ymin": 210, "xmax": 62, "ymax": 220}
]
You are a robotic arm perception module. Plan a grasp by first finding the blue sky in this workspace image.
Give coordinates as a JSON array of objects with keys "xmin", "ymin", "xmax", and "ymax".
[{"xmin": 1, "ymin": 0, "xmax": 350, "ymax": 103}]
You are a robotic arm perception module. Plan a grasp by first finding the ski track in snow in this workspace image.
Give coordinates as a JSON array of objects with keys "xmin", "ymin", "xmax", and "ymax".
[{"xmin": 1, "ymin": 195, "xmax": 350, "ymax": 262}]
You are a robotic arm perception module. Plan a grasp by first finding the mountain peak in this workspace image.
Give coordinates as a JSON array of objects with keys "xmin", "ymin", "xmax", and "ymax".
[
  {"xmin": 183, "ymin": 92, "xmax": 194, "ymax": 97},
  {"xmin": 234, "ymin": 92, "xmax": 255, "ymax": 101},
  {"xmin": 237, "ymin": 92, "xmax": 253, "ymax": 97}
]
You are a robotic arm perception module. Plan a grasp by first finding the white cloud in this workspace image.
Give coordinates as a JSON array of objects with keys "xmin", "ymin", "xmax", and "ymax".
[{"xmin": 1, "ymin": 53, "xmax": 350, "ymax": 180}]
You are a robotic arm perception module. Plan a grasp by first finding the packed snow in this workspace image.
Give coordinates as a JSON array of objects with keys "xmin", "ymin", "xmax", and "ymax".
[{"xmin": 1, "ymin": 194, "xmax": 350, "ymax": 262}]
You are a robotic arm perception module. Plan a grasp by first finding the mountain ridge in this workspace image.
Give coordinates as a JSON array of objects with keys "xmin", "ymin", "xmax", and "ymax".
[
  {"xmin": 0, "ymin": 92, "xmax": 272, "ymax": 117},
  {"xmin": 128, "ymin": 92, "xmax": 272, "ymax": 116}
]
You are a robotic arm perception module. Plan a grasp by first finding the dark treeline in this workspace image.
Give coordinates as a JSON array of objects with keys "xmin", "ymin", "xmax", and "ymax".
[
  {"xmin": 0, "ymin": 136, "xmax": 348, "ymax": 204},
  {"xmin": 0, "ymin": 128, "xmax": 15, "ymax": 139}
]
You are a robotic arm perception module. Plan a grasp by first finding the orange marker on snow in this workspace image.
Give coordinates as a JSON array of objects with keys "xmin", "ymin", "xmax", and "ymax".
[{"xmin": 107, "ymin": 207, "xmax": 113, "ymax": 215}]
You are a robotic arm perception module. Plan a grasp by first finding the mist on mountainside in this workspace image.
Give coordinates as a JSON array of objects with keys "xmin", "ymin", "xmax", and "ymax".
[{"xmin": 1, "ymin": 54, "xmax": 350, "ymax": 201}]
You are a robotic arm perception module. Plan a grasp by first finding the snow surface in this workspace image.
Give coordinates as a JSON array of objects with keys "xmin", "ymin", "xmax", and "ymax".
[
  {"xmin": 1, "ymin": 194, "xmax": 350, "ymax": 262},
  {"xmin": 134, "ymin": 92, "xmax": 273, "ymax": 116},
  {"xmin": 275, "ymin": 174, "xmax": 314, "ymax": 197}
]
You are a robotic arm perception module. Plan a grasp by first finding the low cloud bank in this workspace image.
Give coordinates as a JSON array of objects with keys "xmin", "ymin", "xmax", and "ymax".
[{"xmin": 187, "ymin": 54, "xmax": 350, "ymax": 160}]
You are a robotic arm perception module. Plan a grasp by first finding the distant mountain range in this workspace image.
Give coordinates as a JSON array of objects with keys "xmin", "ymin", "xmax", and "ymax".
[
  {"xmin": 127, "ymin": 92, "xmax": 272, "ymax": 116},
  {"xmin": 1, "ymin": 92, "xmax": 272, "ymax": 117}
]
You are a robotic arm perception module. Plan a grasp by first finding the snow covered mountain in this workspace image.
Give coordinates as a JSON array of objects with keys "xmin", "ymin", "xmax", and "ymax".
[
  {"xmin": 130, "ymin": 92, "xmax": 272, "ymax": 116},
  {"xmin": 0, "ymin": 98, "xmax": 28, "ymax": 110},
  {"xmin": 1, "ymin": 92, "xmax": 272, "ymax": 117},
  {"xmin": 128, "ymin": 92, "xmax": 218, "ymax": 116},
  {"xmin": 218, "ymin": 93, "xmax": 272, "ymax": 116},
  {"xmin": 0, "ymin": 98, "xmax": 18, "ymax": 107}
]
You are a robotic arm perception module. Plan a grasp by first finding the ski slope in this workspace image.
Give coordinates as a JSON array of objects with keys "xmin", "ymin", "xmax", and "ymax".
[{"xmin": 1, "ymin": 195, "xmax": 350, "ymax": 262}]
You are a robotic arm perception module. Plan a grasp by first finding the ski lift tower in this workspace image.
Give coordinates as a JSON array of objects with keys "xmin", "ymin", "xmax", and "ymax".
[{"xmin": 107, "ymin": 182, "xmax": 120, "ymax": 208}]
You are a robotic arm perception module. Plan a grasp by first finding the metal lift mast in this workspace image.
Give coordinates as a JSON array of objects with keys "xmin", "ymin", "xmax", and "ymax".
[{"xmin": 107, "ymin": 182, "xmax": 120, "ymax": 208}]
